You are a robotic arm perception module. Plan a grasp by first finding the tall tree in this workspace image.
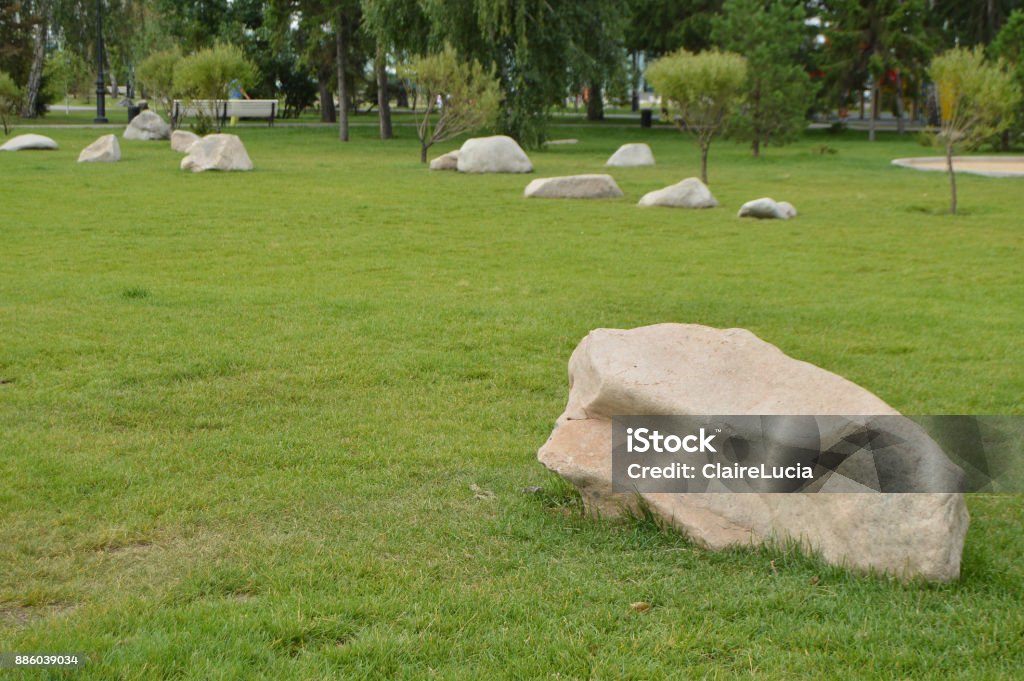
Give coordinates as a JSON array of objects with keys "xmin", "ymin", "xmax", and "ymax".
[
  {"xmin": 821, "ymin": 0, "xmax": 933, "ymax": 140},
  {"xmin": 361, "ymin": 0, "xmax": 429, "ymax": 139},
  {"xmin": 713, "ymin": 0, "xmax": 813, "ymax": 156},
  {"xmin": 990, "ymin": 9, "xmax": 1024, "ymax": 148},
  {"xmin": 930, "ymin": 0, "xmax": 1024, "ymax": 47},
  {"xmin": 20, "ymin": 0, "xmax": 50, "ymax": 117}
]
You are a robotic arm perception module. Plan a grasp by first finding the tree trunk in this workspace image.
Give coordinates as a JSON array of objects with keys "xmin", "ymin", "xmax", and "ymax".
[
  {"xmin": 318, "ymin": 67, "xmax": 336, "ymax": 122},
  {"xmin": 22, "ymin": 13, "xmax": 47, "ymax": 118},
  {"xmin": 420, "ymin": 142, "xmax": 428, "ymax": 163},
  {"xmin": 752, "ymin": 138, "xmax": 760, "ymax": 158},
  {"xmin": 868, "ymin": 81, "xmax": 879, "ymax": 142},
  {"xmin": 586, "ymin": 81, "xmax": 604, "ymax": 121},
  {"xmin": 376, "ymin": 46, "xmax": 392, "ymax": 140},
  {"xmin": 700, "ymin": 142, "xmax": 709, "ymax": 185},
  {"xmin": 1000, "ymin": 129, "xmax": 1010, "ymax": 152},
  {"xmin": 947, "ymin": 142, "xmax": 957, "ymax": 215},
  {"xmin": 335, "ymin": 11, "xmax": 349, "ymax": 142},
  {"xmin": 894, "ymin": 72, "xmax": 905, "ymax": 135}
]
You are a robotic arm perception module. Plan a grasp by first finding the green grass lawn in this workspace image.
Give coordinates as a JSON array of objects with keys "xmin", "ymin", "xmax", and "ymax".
[{"xmin": 1, "ymin": 122, "xmax": 1022, "ymax": 679}]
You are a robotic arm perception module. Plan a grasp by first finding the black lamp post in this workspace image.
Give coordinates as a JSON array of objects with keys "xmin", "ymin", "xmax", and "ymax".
[{"xmin": 94, "ymin": 0, "xmax": 107, "ymax": 123}]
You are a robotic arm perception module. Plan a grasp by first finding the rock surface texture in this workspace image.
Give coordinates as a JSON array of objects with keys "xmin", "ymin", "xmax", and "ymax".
[
  {"xmin": 123, "ymin": 110, "xmax": 171, "ymax": 141},
  {"xmin": 429, "ymin": 150, "xmax": 459, "ymax": 170},
  {"xmin": 638, "ymin": 178, "xmax": 717, "ymax": 208},
  {"xmin": 77, "ymin": 134, "xmax": 120, "ymax": 163},
  {"xmin": 738, "ymin": 197, "xmax": 797, "ymax": 219},
  {"xmin": 171, "ymin": 130, "xmax": 200, "ymax": 153},
  {"xmin": 524, "ymin": 174, "xmax": 624, "ymax": 199},
  {"xmin": 606, "ymin": 143, "xmax": 655, "ymax": 167},
  {"xmin": 0, "ymin": 134, "xmax": 58, "ymax": 151},
  {"xmin": 537, "ymin": 323, "xmax": 969, "ymax": 582},
  {"xmin": 180, "ymin": 134, "xmax": 253, "ymax": 173},
  {"xmin": 457, "ymin": 135, "xmax": 533, "ymax": 173}
]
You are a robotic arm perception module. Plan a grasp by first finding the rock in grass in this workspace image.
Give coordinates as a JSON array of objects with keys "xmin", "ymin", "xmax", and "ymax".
[
  {"xmin": 0, "ymin": 133, "xmax": 58, "ymax": 151},
  {"xmin": 429, "ymin": 150, "xmax": 459, "ymax": 170},
  {"xmin": 524, "ymin": 174, "xmax": 623, "ymax": 199},
  {"xmin": 537, "ymin": 323, "xmax": 969, "ymax": 582},
  {"xmin": 180, "ymin": 134, "xmax": 253, "ymax": 173},
  {"xmin": 77, "ymin": 134, "xmax": 120, "ymax": 163},
  {"xmin": 638, "ymin": 178, "xmax": 717, "ymax": 208},
  {"xmin": 738, "ymin": 197, "xmax": 797, "ymax": 219},
  {"xmin": 457, "ymin": 135, "xmax": 533, "ymax": 173},
  {"xmin": 606, "ymin": 143, "xmax": 655, "ymax": 167},
  {"xmin": 171, "ymin": 130, "xmax": 200, "ymax": 153},
  {"xmin": 123, "ymin": 110, "xmax": 171, "ymax": 141}
]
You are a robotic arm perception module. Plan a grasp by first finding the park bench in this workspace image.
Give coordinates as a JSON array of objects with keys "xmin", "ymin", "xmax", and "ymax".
[{"xmin": 171, "ymin": 99, "xmax": 278, "ymax": 128}]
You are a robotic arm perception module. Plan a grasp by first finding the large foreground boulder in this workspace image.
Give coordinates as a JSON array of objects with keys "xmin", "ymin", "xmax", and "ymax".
[
  {"xmin": 171, "ymin": 130, "xmax": 200, "ymax": 153},
  {"xmin": 537, "ymin": 323, "xmax": 969, "ymax": 582},
  {"xmin": 738, "ymin": 197, "xmax": 797, "ymax": 219},
  {"xmin": 524, "ymin": 174, "xmax": 623, "ymax": 199},
  {"xmin": 429, "ymin": 150, "xmax": 459, "ymax": 170},
  {"xmin": 0, "ymin": 134, "xmax": 58, "ymax": 151},
  {"xmin": 638, "ymin": 178, "xmax": 717, "ymax": 208},
  {"xmin": 457, "ymin": 135, "xmax": 533, "ymax": 173},
  {"xmin": 123, "ymin": 110, "xmax": 171, "ymax": 141},
  {"xmin": 606, "ymin": 143, "xmax": 655, "ymax": 167},
  {"xmin": 77, "ymin": 134, "xmax": 120, "ymax": 163},
  {"xmin": 180, "ymin": 134, "xmax": 253, "ymax": 173}
]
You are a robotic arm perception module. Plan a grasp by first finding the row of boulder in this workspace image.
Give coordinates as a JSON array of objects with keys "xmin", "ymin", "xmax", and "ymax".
[
  {"xmin": 430, "ymin": 137, "xmax": 656, "ymax": 173},
  {"xmin": 431, "ymin": 137, "xmax": 796, "ymax": 219},
  {"xmin": 0, "ymin": 110, "xmax": 252, "ymax": 172}
]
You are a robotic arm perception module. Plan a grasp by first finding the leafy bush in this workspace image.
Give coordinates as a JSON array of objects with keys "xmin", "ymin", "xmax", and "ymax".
[
  {"xmin": 929, "ymin": 47, "xmax": 1021, "ymax": 213},
  {"xmin": 173, "ymin": 44, "xmax": 258, "ymax": 131},
  {"xmin": 136, "ymin": 47, "xmax": 183, "ymax": 115},
  {"xmin": 401, "ymin": 46, "xmax": 502, "ymax": 163}
]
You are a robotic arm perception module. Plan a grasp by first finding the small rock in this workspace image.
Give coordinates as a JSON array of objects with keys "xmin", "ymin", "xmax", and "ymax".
[
  {"xmin": 638, "ymin": 177, "xmax": 717, "ymax": 209},
  {"xmin": 738, "ymin": 197, "xmax": 797, "ymax": 219},
  {"xmin": 429, "ymin": 150, "xmax": 459, "ymax": 170},
  {"xmin": 77, "ymin": 134, "xmax": 120, "ymax": 163},
  {"xmin": 0, "ymin": 133, "xmax": 58, "ymax": 151},
  {"xmin": 180, "ymin": 134, "xmax": 253, "ymax": 173},
  {"xmin": 457, "ymin": 135, "xmax": 533, "ymax": 173},
  {"xmin": 123, "ymin": 110, "xmax": 171, "ymax": 141},
  {"xmin": 606, "ymin": 143, "xmax": 655, "ymax": 167},
  {"xmin": 171, "ymin": 130, "xmax": 200, "ymax": 153},
  {"xmin": 524, "ymin": 174, "xmax": 623, "ymax": 199}
]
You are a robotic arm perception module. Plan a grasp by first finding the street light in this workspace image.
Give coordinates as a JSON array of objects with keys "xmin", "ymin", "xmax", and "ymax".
[{"xmin": 94, "ymin": 0, "xmax": 107, "ymax": 123}]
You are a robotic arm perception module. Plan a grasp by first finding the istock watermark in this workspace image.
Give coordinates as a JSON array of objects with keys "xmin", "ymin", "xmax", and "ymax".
[{"xmin": 611, "ymin": 415, "xmax": 1024, "ymax": 494}]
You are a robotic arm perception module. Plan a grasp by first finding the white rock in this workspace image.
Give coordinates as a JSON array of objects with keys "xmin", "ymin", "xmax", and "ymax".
[
  {"xmin": 429, "ymin": 150, "xmax": 459, "ymax": 170},
  {"xmin": 457, "ymin": 135, "xmax": 533, "ymax": 173},
  {"xmin": 123, "ymin": 110, "xmax": 171, "ymax": 141},
  {"xmin": 537, "ymin": 323, "xmax": 969, "ymax": 582},
  {"xmin": 738, "ymin": 197, "xmax": 797, "ymax": 219},
  {"xmin": 180, "ymin": 134, "xmax": 253, "ymax": 173},
  {"xmin": 606, "ymin": 143, "xmax": 655, "ymax": 167},
  {"xmin": 524, "ymin": 174, "xmax": 623, "ymax": 199},
  {"xmin": 77, "ymin": 134, "xmax": 120, "ymax": 163},
  {"xmin": 171, "ymin": 130, "xmax": 200, "ymax": 153},
  {"xmin": 0, "ymin": 133, "xmax": 58, "ymax": 151},
  {"xmin": 638, "ymin": 177, "xmax": 717, "ymax": 208}
]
